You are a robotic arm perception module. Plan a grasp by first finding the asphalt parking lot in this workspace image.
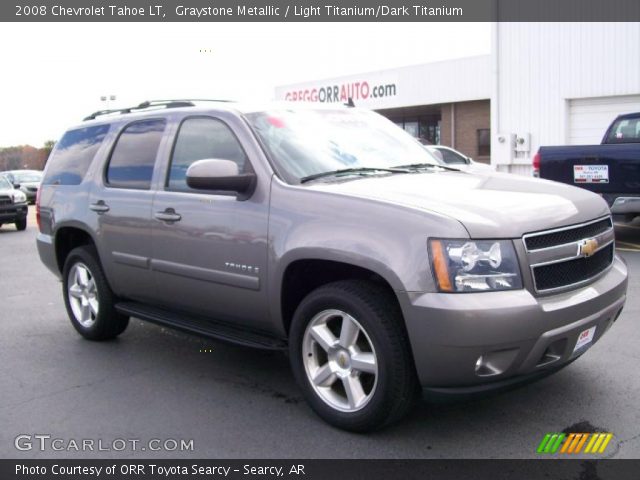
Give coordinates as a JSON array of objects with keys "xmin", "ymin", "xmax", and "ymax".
[{"xmin": 1, "ymin": 209, "xmax": 639, "ymax": 459}]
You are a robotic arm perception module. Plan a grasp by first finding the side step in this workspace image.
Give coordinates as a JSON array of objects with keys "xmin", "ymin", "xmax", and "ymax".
[{"xmin": 115, "ymin": 302, "xmax": 287, "ymax": 351}]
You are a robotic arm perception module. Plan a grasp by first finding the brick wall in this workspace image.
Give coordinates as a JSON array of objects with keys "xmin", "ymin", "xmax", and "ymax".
[{"xmin": 440, "ymin": 100, "xmax": 491, "ymax": 164}]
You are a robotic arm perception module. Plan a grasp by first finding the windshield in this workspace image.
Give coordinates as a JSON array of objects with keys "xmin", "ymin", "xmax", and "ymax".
[
  {"xmin": 0, "ymin": 176, "xmax": 11, "ymax": 190},
  {"xmin": 246, "ymin": 109, "xmax": 441, "ymax": 183},
  {"xmin": 14, "ymin": 172, "xmax": 42, "ymax": 183}
]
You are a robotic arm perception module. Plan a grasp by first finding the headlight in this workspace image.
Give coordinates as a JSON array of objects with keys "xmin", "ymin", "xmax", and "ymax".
[
  {"xmin": 429, "ymin": 239, "xmax": 522, "ymax": 292},
  {"xmin": 12, "ymin": 191, "xmax": 27, "ymax": 203}
]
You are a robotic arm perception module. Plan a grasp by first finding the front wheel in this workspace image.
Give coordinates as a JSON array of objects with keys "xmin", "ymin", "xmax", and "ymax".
[
  {"xmin": 15, "ymin": 218, "xmax": 27, "ymax": 231},
  {"xmin": 289, "ymin": 280, "xmax": 418, "ymax": 432},
  {"xmin": 62, "ymin": 246, "xmax": 129, "ymax": 340}
]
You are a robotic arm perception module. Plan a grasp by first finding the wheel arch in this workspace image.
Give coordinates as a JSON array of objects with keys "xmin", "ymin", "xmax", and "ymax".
[
  {"xmin": 276, "ymin": 251, "xmax": 407, "ymax": 337},
  {"xmin": 53, "ymin": 223, "xmax": 100, "ymax": 274}
]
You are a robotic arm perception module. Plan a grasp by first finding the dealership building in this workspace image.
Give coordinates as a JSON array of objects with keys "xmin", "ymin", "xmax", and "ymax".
[{"xmin": 275, "ymin": 23, "xmax": 640, "ymax": 175}]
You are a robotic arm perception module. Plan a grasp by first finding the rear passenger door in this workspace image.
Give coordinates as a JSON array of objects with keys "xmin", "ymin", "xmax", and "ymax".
[
  {"xmin": 89, "ymin": 118, "xmax": 169, "ymax": 304},
  {"xmin": 150, "ymin": 114, "xmax": 270, "ymax": 331}
]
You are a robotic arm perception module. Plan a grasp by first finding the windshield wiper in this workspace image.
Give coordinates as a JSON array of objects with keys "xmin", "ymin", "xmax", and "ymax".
[
  {"xmin": 300, "ymin": 167, "xmax": 408, "ymax": 184},
  {"xmin": 392, "ymin": 162, "xmax": 461, "ymax": 172}
]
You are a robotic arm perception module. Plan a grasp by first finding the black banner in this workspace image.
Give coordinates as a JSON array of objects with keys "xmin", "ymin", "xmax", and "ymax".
[
  {"xmin": 3, "ymin": 460, "xmax": 640, "ymax": 480},
  {"xmin": 3, "ymin": 0, "xmax": 640, "ymax": 22}
]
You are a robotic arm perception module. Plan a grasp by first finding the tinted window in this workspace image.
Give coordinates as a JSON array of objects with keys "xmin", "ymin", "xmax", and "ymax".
[
  {"xmin": 477, "ymin": 129, "xmax": 490, "ymax": 156},
  {"xmin": 168, "ymin": 117, "xmax": 247, "ymax": 191},
  {"xmin": 106, "ymin": 119, "xmax": 166, "ymax": 189},
  {"xmin": 43, "ymin": 125, "xmax": 110, "ymax": 185}
]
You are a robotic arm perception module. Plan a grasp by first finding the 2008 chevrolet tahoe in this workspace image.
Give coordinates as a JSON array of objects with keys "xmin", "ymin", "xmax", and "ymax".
[{"xmin": 37, "ymin": 100, "xmax": 628, "ymax": 431}]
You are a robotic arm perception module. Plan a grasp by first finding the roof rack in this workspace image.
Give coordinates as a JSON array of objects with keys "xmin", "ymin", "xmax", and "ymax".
[{"xmin": 82, "ymin": 99, "xmax": 235, "ymax": 121}]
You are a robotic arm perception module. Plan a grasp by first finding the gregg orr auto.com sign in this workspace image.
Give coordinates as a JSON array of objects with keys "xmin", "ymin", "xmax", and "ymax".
[{"xmin": 282, "ymin": 79, "xmax": 398, "ymax": 104}]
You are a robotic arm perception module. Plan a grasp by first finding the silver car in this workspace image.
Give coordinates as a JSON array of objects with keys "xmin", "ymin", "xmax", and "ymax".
[
  {"xmin": 36, "ymin": 101, "xmax": 628, "ymax": 431},
  {"xmin": 1, "ymin": 169, "xmax": 42, "ymax": 204}
]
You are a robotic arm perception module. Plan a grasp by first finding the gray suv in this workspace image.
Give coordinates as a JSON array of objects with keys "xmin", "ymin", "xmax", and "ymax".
[{"xmin": 37, "ymin": 100, "xmax": 628, "ymax": 432}]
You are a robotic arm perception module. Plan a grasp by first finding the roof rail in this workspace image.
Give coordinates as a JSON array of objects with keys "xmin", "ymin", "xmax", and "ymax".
[{"xmin": 82, "ymin": 99, "xmax": 235, "ymax": 121}]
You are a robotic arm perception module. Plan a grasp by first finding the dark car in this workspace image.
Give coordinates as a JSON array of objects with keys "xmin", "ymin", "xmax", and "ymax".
[
  {"xmin": 1, "ymin": 170, "xmax": 43, "ymax": 204},
  {"xmin": 0, "ymin": 175, "xmax": 28, "ymax": 231},
  {"xmin": 534, "ymin": 112, "xmax": 640, "ymax": 220}
]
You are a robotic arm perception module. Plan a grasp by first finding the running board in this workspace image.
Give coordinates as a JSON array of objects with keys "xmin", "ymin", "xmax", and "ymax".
[{"xmin": 115, "ymin": 302, "xmax": 287, "ymax": 351}]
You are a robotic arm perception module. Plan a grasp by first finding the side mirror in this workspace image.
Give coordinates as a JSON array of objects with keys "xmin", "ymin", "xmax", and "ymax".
[
  {"xmin": 13, "ymin": 183, "xmax": 21, "ymax": 189},
  {"xmin": 186, "ymin": 159, "xmax": 256, "ymax": 200}
]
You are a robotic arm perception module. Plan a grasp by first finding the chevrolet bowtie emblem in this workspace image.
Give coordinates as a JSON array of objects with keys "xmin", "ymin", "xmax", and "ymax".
[{"xmin": 578, "ymin": 238, "xmax": 599, "ymax": 257}]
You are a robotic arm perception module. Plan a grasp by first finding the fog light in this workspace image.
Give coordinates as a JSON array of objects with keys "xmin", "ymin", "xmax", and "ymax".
[{"xmin": 474, "ymin": 349, "xmax": 520, "ymax": 377}]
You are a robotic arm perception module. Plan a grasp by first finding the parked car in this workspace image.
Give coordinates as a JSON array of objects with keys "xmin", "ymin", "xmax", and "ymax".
[
  {"xmin": 534, "ymin": 112, "xmax": 640, "ymax": 220},
  {"xmin": 37, "ymin": 100, "xmax": 627, "ymax": 432},
  {"xmin": 428, "ymin": 145, "xmax": 493, "ymax": 170},
  {"xmin": 1, "ymin": 169, "xmax": 43, "ymax": 204},
  {"xmin": 0, "ymin": 175, "xmax": 28, "ymax": 231}
]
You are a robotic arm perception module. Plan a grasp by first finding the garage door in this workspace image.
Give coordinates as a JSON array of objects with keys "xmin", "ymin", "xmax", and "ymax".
[{"xmin": 569, "ymin": 95, "xmax": 640, "ymax": 145}]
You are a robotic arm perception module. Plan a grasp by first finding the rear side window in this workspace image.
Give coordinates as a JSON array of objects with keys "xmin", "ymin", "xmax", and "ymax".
[
  {"xmin": 43, "ymin": 124, "xmax": 110, "ymax": 185},
  {"xmin": 167, "ymin": 117, "xmax": 248, "ymax": 191},
  {"xmin": 605, "ymin": 116, "xmax": 640, "ymax": 144},
  {"xmin": 106, "ymin": 119, "xmax": 166, "ymax": 189}
]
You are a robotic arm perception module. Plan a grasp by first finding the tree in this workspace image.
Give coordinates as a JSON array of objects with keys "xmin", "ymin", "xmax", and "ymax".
[
  {"xmin": 42, "ymin": 140, "xmax": 56, "ymax": 166},
  {"xmin": 0, "ymin": 142, "xmax": 53, "ymax": 171}
]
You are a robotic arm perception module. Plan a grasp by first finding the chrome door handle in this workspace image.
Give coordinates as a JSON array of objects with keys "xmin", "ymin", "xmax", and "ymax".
[
  {"xmin": 154, "ymin": 209, "xmax": 182, "ymax": 223},
  {"xmin": 89, "ymin": 201, "xmax": 110, "ymax": 213}
]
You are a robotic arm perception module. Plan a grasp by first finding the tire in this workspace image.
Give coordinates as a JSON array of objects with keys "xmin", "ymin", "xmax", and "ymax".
[
  {"xmin": 289, "ymin": 280, "xmax": 418, "ymax": 432},
  {"xmin": 62, "ymin": 245, "xmax": 129, "ymax": 340},
  {"xmin": 15, "ymin": 218, "xmax": 27, "ymax": 231}
]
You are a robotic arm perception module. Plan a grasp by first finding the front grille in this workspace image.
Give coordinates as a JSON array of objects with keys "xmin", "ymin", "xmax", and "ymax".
[
  {"xmin": 533, "ymin": 244, "xmax": 614, "ymax": 291},
  {"xmin": 524, "ymin": 217, "xmax": 612, "ymax": 250},
  {"xmin": 0, "ymin": 195, "xmax": 11, "ymax": 206}
]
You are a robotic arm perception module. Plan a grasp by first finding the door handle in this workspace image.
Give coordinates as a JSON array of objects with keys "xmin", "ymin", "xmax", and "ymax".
[
  {"xmin": 89, "ymin": 201, "xmax": 110, "ymax": 213},
  {"xmin": 154, "ymin": 208, "xmax": 182, "ymax": 223}
]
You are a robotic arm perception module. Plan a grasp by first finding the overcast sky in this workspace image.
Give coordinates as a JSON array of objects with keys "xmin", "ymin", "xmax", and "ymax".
[{"xmin": 0, "ymin": 22, "xmax": 490, "ymax": 146}]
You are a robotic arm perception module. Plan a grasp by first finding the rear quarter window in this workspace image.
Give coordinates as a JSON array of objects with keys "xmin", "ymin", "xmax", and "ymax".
[{"xmin": 42, "ymin": 124, "xmax": 110, "ymax": 185}]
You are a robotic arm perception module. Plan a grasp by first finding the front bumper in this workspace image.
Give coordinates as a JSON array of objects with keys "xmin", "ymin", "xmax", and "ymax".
[
  {"xmin": 399, "ymin": 254, "xmax": 628, "ymax": 390},
  {"xmin": 0, "ymin": 202, "xmax": 28, "ymax": 223}
]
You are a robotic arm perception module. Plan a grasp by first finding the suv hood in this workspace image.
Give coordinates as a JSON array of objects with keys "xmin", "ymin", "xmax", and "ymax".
[{"xmin": 306, "ymin": 170, "xmax": 610, "ymax": 238}]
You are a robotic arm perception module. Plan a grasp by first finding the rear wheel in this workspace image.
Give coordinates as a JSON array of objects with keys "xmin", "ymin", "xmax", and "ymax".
[
  {"xmin": 289, "ymin": 280, "xmax": 418, "ymax": 432},
  {"xmin": 15, "ymin": 218, "xmax": 27, "ymax": 231},
  {"xmin": 62, "ymin": 245, "xmax": 129, "ymax": 340}
]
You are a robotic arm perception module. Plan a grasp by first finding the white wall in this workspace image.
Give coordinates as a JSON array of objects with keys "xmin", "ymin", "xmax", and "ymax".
[
  {"xmin": 275, "ymin": 55, "xmax": 491, "ymax": 110},
  {"xmin": 492, "ymin": 22, "xmax": 640, "ymax": 175}
]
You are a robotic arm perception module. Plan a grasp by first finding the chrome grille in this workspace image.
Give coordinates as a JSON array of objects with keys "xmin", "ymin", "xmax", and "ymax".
[
  {"xmin": 532, "ymin": 244, "xmax": 614, "ymax": 291},
  {"xmin": 523, "ymin": 216, "xmax": 615, "ymax": 293},
  {"xmin": 524, "ymin": 217, "xmax": 612, "ymax": 250}
]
